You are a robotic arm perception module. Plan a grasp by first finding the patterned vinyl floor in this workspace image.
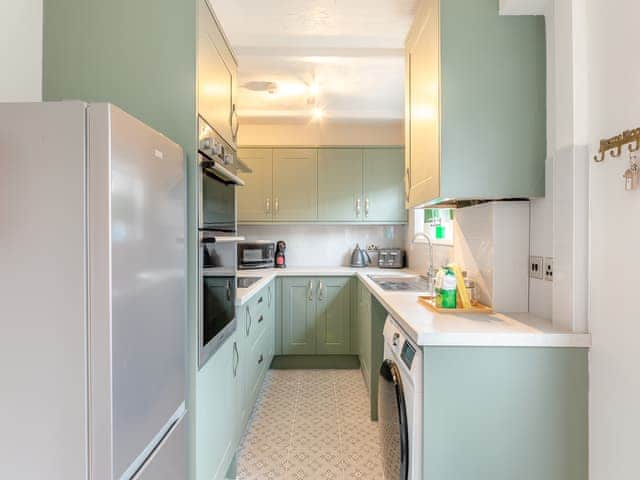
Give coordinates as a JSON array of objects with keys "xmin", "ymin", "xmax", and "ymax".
[{"xmin": 236, "ymin": 369, "xmax": 385, "ymax": 479}]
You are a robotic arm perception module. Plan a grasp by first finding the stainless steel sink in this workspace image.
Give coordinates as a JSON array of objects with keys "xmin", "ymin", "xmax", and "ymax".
[
  {"xmin": 367, "ymin": 274, "xmax": 433, "ymax": 293},
  {"xmin": 237, "ymin": 276, "xmax": 261, "ymax": 288}
]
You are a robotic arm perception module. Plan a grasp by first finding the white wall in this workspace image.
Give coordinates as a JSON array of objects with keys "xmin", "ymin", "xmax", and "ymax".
[
  {"xmin": 0, "ymin": 1, "xmax": 42, "ymax": 102},
  {"xmin": 238, "ymin": 119, "xmax": 403, "ymax": 146},
  {"xmin": 584, "ymin": 0, "xmax": 640, "ymax": 477}
]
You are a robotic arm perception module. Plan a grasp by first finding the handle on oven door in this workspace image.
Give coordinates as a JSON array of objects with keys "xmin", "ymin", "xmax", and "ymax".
[
  {"xmin": 199, "ymin": 153, "xmax": 245, "ymax": 186},
  {"xmin": 200, "ymin": 236, "xmax": 245, "ymax": 244}
]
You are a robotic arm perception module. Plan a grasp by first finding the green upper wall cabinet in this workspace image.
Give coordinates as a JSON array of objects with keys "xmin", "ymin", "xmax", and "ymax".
[
  {"xmin": 273, "ymin": 149, "xmax": 318, "ymax": 221},
  {"xmin": 281, "ymin": 277, "xmax": 351, "ymax": 355},
  {"xmin": 237, "ymin": 148, "xmax": 273, "ymax": 222},
  {"xmin": 363, "ymin": 148, "xmax": 407, "ymax": 222},
  {"xmin": 318, "ymin": 149, "xmax": 364, "ymax": 221},
  {"xmin": 405, "ymin": 0, "xmax": 546, "ymax": 207},
  {"xmin": 238, "ymin": 147, "xmax": 407, "ymax": 224},
  {"xmin": 197, "ymin": 0, "xmax": 238, "ymax": 147}
]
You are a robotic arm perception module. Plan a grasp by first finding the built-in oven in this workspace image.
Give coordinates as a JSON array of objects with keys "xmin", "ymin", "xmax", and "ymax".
[
  {"xmin": 197, "ymin": 116, "xmax": 245, "ymax": 368},
  {"xmin": 238, "ymin": 241, "xmax": 275, "ymax": 269}
]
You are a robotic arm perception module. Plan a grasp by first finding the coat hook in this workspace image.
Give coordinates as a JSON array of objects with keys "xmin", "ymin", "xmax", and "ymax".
[
  {"xmin": 594, "ymin": 150, "xmax": 606, "ymax": 162},
  {"xmin": 611, "ymin": 144, "xmax": 623, "ymax": 157},
  {"xmin": 629, "ymin": 137, "xmax": 640, "ymax": 153}
]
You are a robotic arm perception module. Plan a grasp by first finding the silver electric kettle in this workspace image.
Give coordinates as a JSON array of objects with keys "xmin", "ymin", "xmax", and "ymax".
[{"xmin": 350, "ymin": 244, "xmax": 371, "ymax": 268}]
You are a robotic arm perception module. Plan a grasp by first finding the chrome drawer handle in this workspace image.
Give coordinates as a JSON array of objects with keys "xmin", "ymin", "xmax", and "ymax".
[{"xmin": 308, "ymin": 281, "xmax": 314, "ymax": 301}]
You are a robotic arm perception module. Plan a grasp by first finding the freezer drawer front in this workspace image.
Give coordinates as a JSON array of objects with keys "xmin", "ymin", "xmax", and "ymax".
[
  {"xmin": 133, "ymin": 414, "xmax": 187, "ymax": 480},
  {"xmin": 87, "ymin": 104, "xmax": 187, "ymax": 479}
]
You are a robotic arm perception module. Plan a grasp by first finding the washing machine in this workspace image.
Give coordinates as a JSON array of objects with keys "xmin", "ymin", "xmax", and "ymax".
[{"xmin": 379, "ymin": 315, "xmax": 423, "ymax": 480}]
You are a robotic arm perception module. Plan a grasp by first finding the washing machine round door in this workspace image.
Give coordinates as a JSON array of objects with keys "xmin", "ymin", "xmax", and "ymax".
[{"xmin": 378, "ymin": 359, "xmax": 409, "ymax": 480}]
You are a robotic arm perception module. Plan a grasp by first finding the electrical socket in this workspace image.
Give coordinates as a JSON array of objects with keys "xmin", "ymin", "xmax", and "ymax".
[
  {"xmin": 543, "ymin": 257, "xmax": 554, "ymax": 282},
  {"xmin": 529, "ymin": 256, "xmax": 543, "ymax": 280},
  {"xmin": 367, "ymin": 244, "xmax": 377, "ymax": 251}
]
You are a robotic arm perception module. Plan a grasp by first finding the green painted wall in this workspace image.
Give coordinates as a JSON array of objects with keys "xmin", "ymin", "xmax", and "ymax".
[
  {"xmin": 422, "ymin": 346, "xmax": 588, "ymax": 479},
  {"xmin": 43, "ymin": 1, "xmax": 199, "ymax": 477},
  {"xmin": 440, "ymin": 0, "xmax": 546, "ymax": 199}
]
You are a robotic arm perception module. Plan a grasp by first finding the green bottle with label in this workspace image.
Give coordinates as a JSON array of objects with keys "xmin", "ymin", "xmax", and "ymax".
[{"xmin": 436, "ymin": 266, "xmax": 457, "ymax": 309}]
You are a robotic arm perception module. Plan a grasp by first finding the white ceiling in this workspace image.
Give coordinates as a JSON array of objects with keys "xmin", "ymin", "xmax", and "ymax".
[{"xmin": 209, "ymin": 0, "xmax": 418, "ymax": 122}]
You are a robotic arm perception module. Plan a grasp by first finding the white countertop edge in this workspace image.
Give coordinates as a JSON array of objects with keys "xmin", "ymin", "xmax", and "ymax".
[{"xmin": 234, "ymin": 267, "xmax": 592, "ymax": 348}]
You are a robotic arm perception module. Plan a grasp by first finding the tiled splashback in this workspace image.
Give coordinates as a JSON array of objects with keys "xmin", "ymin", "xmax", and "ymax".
[{"xmin": 237, "ymin": 224, "xmax": 407, "ymax": 267}]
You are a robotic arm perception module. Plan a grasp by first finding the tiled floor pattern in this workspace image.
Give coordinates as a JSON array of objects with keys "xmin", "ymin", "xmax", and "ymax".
[{"xmin": 237, "ymin": 369, "xmax": 384, "ymax": 479}]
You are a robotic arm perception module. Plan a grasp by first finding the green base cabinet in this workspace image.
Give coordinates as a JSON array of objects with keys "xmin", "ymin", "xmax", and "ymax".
[
  {"xmin": 422, "ymin": 347, "xmax": 588, "ymax": 480},
  {"xmin": 282, "ymin": 277, "xmax": 352, "ymax": 355},
  {"xmin": 196, "ymin": 332, "xmax": 239, "ymax": 480}
]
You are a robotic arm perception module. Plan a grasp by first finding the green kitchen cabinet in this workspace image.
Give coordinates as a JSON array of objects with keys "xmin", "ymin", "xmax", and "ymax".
[
  {"xmin": 273, "ymin": 149, "xmax": 318, "ymax": 221},
  {"xmin": 315, "ymin": 277, "xmax": 352, "ymax": 354},
  {"xmin": 363, "ymin": 148, "xmax": 407, "ymax": 223},
  {"xmin": 405, "ymin": 0, "xmax": 546, "ymax": 207},
  {"xmin": 197, "ymin": 0, "xmax": 237, "ymax": 147},
  {"xmin": 196, "ymin": 332, "xmax": 239, "ymax": 480},
  {"xmin": 237, "ymin": 148, "xmax": 273, "ymax": 222},
  {"xmin": 317, "ymin": 149, "xmax": 363, "ymax": 222},
  {"xmin": 281, "ymin": 276, "xmax": 351, "ymax": 355},
  {"xmin": 239, "ymin": 147, "xmax": 407, "ymax": 225},
  {"xmin": 281, "ymin": 277, "xmax": 317, "ymax": 354}
]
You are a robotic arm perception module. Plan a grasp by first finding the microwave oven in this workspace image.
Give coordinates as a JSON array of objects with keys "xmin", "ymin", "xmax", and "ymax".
[{"xmin": 238, "ymin": 241, "xmax": 275, "ymax": 269}]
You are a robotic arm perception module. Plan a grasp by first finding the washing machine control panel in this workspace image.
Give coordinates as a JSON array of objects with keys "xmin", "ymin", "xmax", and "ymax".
[{"xmin": 401, "ymin": 341, "xmax": 416, "ymax": 369}]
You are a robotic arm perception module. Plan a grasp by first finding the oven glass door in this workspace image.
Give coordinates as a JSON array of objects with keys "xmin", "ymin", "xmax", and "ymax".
[
  {"xmin": 199, "ymin": 235, "xmax": 237, "ymax": 368},
  {"xmin": 200, "ymin": 161, "xmax": 236, "ymax": 232}
]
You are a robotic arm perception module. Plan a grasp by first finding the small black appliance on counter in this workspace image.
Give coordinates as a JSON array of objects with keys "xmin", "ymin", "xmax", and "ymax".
[
  {"xmin": 275, "ymin": 240, "xmax": 286, "ymax": 268},
  {"xmin": 238, "ymin": 241, "xmax": 275, "ymax": 269}
]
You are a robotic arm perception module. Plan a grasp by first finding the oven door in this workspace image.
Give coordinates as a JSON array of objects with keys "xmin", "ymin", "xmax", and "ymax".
[
  {"xmin": 198, "ymin": 232, "xmax": 238, "ymax": 368},
  {"xmin": 199, "ymin": 153, "xmax": 243, "ymax": 232}
]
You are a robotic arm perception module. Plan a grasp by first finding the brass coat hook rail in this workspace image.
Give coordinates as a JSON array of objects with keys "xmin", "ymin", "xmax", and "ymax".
[{"xmin": 594, "ymin": 128, "xmax": 640, "ymax": 162}]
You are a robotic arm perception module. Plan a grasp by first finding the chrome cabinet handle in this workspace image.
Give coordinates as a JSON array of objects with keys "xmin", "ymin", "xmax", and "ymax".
[
  {"xmin": 245, "ymin": 307, "xmax": 251, "ymax": 336},
  {"xmin": 365, "ymin": 198, "xmax": 369, "ymax": 217},
  {"xmin": 356, "ymin": 198, "xmax": 361, "ymax": 217},
  {"xmin": 318, "ymin": 281, "xmax": 325, "ymax": 301},
  {"xmin": 274, "ymin": 198, "xmax": 279, "ymax": 215},
  {"xmin": 258, "ymin": 354, "xmax": 264, "ymax": 365},
  {"xmin": 258, "ymin": 314, "xmax": 264, "ymax": 323},
  {"xmin": 308, "ymin": 280, "xmax": 314, "ymax": 301},
  {"xmin": 265, "ymin": 197, "xmax": 271, "ymax": 215},
  {"xmin": 231, "ymin": 104, "xmax": 240, "ymax": 140},
  {"xmin": 225, "ymin": 280, "xmax": 231, "ymax": 301},
  {"xmin": 232, "ymin": 341, "xmax": 239, "ymax": 377},
  {"xmin": 267, "ymin": 285, "xmax": 272, "ymax": 307}
]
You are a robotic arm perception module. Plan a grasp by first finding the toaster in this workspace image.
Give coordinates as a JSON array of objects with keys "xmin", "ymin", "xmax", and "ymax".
[{"xmin": 377, "ymin": 248, "xmax": 405, "ymax": 269}]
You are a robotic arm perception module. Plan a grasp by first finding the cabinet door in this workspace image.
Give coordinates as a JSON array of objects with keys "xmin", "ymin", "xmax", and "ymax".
[
  {"xmin": 406, "ymin": 0, "xmax": 441, "ymax": 207},
  {"xmin": 317, "ymin": 149, "xmax": 363, "ymax": 221},
  {"xmin": 315, "ymin": 277, "xmax": 352, "ymax": 354},
  {"xmin": 363, "ymin": 148, "xmax": 407, "ymax": 222},
  {"xmin": 281, "ymin": 277, "xmax": 317, "ymax": 354},
  {"xmin": 273, "ymin": 149, "xmax": 318, "ymax": 221},
  {"xmin": 196, "ymin": 334, "xmax": 237, "ymax": 480},
  {"xmin": 237, "ymin": 305, "xmax": 252, "ymax": 434},
  {"xmin": 198, "ymin": 0, "xmax": 236, "ymax": 147},
  {"xmin": 358, "ymin": 282, "xmax": 372, "ymax": 390},
  {"xmin": 237, "ymin": 148, "xmax": 273, "ymax": 222}
]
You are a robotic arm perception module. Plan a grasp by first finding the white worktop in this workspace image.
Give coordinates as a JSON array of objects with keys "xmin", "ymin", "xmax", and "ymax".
[{"xmin": 236, "ymin": 266, "xmax": 591, "ymax": 348}]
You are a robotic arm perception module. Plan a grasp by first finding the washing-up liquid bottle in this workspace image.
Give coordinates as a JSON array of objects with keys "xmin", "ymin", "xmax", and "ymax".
[{"xmin": 437, "ymin": 266, "xmax": 457, "ymax": 309}]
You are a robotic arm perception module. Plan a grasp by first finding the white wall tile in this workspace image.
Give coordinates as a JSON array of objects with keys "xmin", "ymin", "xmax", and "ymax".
[{"xmin": 238, "ymin": 224, "xmax": 407, "ymax": 267}]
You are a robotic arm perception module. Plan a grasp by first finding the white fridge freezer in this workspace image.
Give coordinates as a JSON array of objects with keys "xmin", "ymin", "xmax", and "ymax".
[{"xmin": 0, "ymin": 102, "xmax": 187, "ymax": 479}]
